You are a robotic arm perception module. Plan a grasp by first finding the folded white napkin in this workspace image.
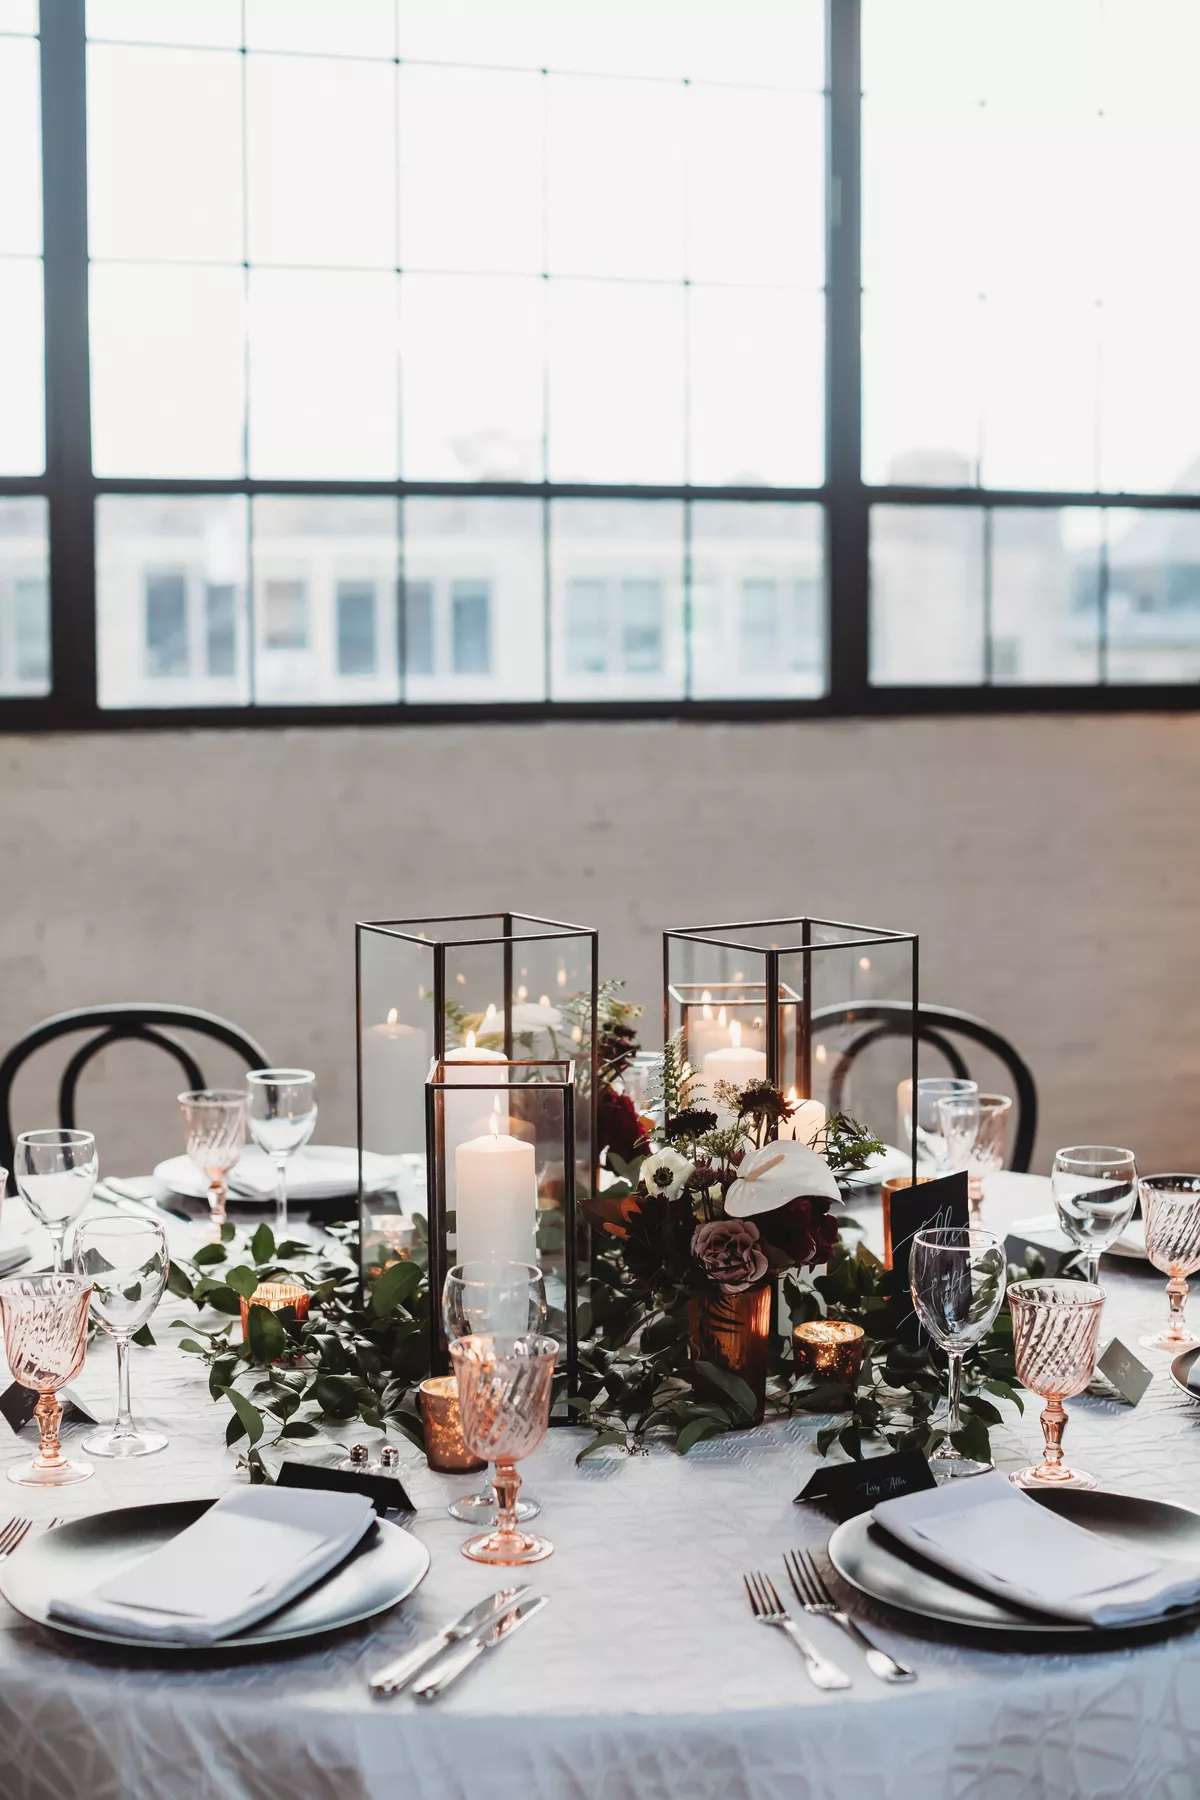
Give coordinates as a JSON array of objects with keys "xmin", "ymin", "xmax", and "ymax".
[
  {"xmin": 873, "ymin": 1472, "xmax": 1200, "ymax": 1627},
  {"xmin": 48, "ymin": 1488, "xmax": 376, "ymax": 1645}
]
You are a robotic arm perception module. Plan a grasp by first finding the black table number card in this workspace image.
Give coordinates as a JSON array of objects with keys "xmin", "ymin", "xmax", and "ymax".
[
  {"xmin": 794, "ymin": 1450, "xmax": 936, "ymax": 1521},
  {"xmin": 277, "ymin": 1458, "xmax": 415, "ymax": 1515},
  {"xmin": 0, "ymin": 1381, "xmax": 98, "ymax": 1435},
  {"xmin": 887, "ymin": 1170, "xmax": 970, "ymax": 1342}
]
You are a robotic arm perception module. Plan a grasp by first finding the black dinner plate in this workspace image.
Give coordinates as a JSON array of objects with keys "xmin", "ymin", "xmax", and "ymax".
[
  {"xmin": 0, "ymin": 1498, "xmax": 429, "ymax": 1652},
  {"xmin": 828, "ymin": 1487, "xmax": 1200, "ymax": 1635}
]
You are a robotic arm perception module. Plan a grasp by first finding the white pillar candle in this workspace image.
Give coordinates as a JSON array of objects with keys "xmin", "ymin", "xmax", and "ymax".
[
  {"xmin": 443, "ymin": 1032, "xmax": 510, "ymax": 1175},
  {"xmin": 687, "ymin": 998, "xmax": 728, "ymax": 1070},
  {"xmin": 454, "ymin": 1103, "xmax": 538, "ymax": 1269},
  {"xmin": 778, "ymin": 1086, "xmax": 827, "ymax": 1146},
  {"xmin": 362, "ymin": 1010, "xmax": 428, "ymax": 1154},
  {"xmin": 703, "ymin": 1020, "xmax": 768, "ymax": 1125}
]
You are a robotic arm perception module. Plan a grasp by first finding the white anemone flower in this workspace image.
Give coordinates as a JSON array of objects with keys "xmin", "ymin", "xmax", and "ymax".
[
  {"xmin": 639, "ymin": 1146, "xmax": 693, "ymax": 1202},
  {"xmin": 724, "ymin": 1140, "xmax": 840, "ymax": 1219}
]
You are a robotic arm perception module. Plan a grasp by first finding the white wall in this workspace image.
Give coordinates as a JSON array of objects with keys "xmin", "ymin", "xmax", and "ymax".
[{"xmin": 1, "ymin": 713, "xmax": 1196, "ymax": 1174}]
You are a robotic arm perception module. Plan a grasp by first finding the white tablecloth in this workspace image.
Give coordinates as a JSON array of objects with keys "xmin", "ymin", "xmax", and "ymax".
[{"xmin": 2, "ymin": 1176, "xmax": 1199, "ymax": 1800}]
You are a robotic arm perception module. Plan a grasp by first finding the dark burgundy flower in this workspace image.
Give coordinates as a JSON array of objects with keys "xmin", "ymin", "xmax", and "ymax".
[
  {"xmin": 598, "ymin": 1088, "xmax": 649, "ymax": 1165},
  {"xmin": 692, "ymin": 1217, "xmax": 769, "ymax": 1293},
  {"xmin": 761, "ymin": 1195, "xmax": 840, "ymax": 1271}
]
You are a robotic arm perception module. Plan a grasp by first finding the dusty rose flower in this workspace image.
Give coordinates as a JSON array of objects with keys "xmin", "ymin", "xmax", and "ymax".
[{"xmin": 692, "ymin": 1217, "xmax": 769, "ymax": 1293}]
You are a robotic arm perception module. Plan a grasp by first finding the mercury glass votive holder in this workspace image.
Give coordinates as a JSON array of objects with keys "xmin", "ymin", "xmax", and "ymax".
[
  {"xmin": 419, "ymin": 1375, "xmax": 487, "ymax": 1474},
  {"xmin": 793, "ymin": 1319, "xmax": 867, "ymax": 1384},
  {"xmin": 239, "ymin": 1281, "xmax": 311, "ymax": 1341},
  {"xmin": 881, "ymin": 1175, "xmax": 932, "ymax": 1269}
]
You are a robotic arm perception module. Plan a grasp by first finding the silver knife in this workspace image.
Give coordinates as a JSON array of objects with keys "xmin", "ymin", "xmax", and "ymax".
[
  {"xmin": 95, "ymin": 1181, "xmax": 191, "ymax": 1224},
  {"xmin": 412, "ymin": 1594, "xmax": 549, "ymax": 1702},
  {"xmin": 369, "ymin": 1585, "xmax": 529, "ymax": 1695}
]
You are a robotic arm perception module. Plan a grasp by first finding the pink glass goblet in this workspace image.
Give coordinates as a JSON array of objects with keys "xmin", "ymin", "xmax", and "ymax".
[
  {"xmin": 1008, "ymin": 1279, "xmax": 1104, "ymax": 1492},
  {"xmin": 450, "ymin": 1333, "xmax": 558, "ymax": 1566},
  {"xmin": 1138, "ymin": 1175, "xmax": 1200, "ymax": 1353},
  {"xmin": 179, "ymin": 1089, "xmax": 246, "ymax": 1231},
  {"xmin": 0, "ymin": 1273, "xmax": 93, "ymax": 1487}
]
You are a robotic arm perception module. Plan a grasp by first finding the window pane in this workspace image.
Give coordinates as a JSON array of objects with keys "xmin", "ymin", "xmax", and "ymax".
[
  {"xmin": 252, "ymin": 497, "xmax": 399, "ymax": 705},
  {"xmin": 96, "ymin": 495, "xmax": 249, "ymax": 709},
  {"xmin": 550, "ymin": 499, "xmax": 684, "ymax": 699},
  {"xmin": 403, "ymin": 497, "xmax": 544, "ymax": 702},
  {"xmin": 863, "ymin": 93, "xmax": 984, "ymax": 296},
  {"xmin": 548, "ymin": 282, "xmax": 684, "ymax": 484},
  {"xmin": 398, "ymin": 66, "xmax": 543, "ymax": 275},
  {"xmin": 0, "ymin": 259, "xmax": 43, "ymax": 475},
  {"xmin": 870, "ymin": 505, "xmax": 985, "ymax": 686},
  {"xmin": 547, "ymin": 77, "xmax": 684, "ymax": 280},
  {"xmin": 991, "ymin": 509, "xmax": 1102, "ymax": 685},
  {"xmin": 689, "ymin": 288, "xmax": 822, "ymax": 487},
  {"xmin": 0, "ymin": 498, "xmax": 49, "ymax": 697},
  {"xmin": 248, "ymin": 270, "xmax": 397, "ymax": 478},
  {"xmin": 88, "ymin": 46, "xmax": 243, "ymax": 261},
  {"xmin": 245, "ymin": 0, "xmax": 394, "ymax": 57},
  {"xmin": 247, "ymin": 57, "xmax": 395, "ymax": 268},
  {"xmin": 91, "ymin": 263, "xmax": 244, "ymax": 476},
  {"xmin": 1100, "ymin": 300, "xmax": 1200, "ymax": 496},
  {"xmin": 1107, "ymin": 509, "xmax": 1200, "ymax": 683},
  {"xmin": 401, "ymin": 275, "xmax": 543, "ymax": 481},
  {"xmin": 687, "ymin": 88, "xmax": 823, "ymax": 287},
  {"xmin": 863, "ymin": 290, "xmax": 981, "ymax": 487},
  {"xmin": 0, "ymin": 38, "xmax": 40, "ymax": 254},
  {"xmin": 982, "ymin": 299, "xmax": 1099, "ymax": 492},
  {"xmin": 690, "ymin": 502, "xmax": 825, "ymax": 699},
  {"xmin": 87, "ymin": 1, "xmax": 241, "ymax": 47}
]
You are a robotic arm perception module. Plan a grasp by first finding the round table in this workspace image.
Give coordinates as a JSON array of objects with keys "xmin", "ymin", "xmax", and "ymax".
[{"xmin": 1, "ymin": 1175, "xmax": 1197, "ymax": 1800}]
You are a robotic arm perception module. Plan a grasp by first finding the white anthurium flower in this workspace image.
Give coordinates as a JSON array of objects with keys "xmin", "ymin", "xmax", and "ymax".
[
  {"xmin": 639, "ymin": 1146, "xmax": 693, "ymax": 1202},
  {"xmin": 724, "ymin": 1140, "xmax": 840, "ymax": 1219}
]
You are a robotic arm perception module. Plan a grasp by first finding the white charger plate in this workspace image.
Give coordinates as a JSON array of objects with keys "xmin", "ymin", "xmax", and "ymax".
[{"xmin": 154, "ymin": 1145, "xmax": 405, "ymax": 1203}]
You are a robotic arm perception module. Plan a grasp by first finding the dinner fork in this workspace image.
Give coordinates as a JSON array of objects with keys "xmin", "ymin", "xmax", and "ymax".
[
  {"xmin": 785, "ymin": 1549, "xmax": 916, "ymax": 1684},
  {"xmin": 743, "ymin": 1570, "xmax": 851, "ymax": 1690}
]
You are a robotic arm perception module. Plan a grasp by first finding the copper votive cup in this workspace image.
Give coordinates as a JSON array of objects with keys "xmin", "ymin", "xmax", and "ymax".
[
  {"xmin": 793, "ymin": 1319, "xmax": 866, "ymax": 1384},
  {"xmin": 239, "ymin": 1281, "xmax": 311, "ymax": 1339},
  {"xmin": 419, "ymin": 1375, "xmax": 487, "ymax": 1474},
  {"xmin": 880, "ymin": 1174, "xmax": 932, "ymax": 1269}
]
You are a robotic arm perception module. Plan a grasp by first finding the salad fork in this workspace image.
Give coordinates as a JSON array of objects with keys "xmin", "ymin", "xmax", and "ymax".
[
  {"xmin": 742, "ymin": 1569, "xmax": 850, "ymax": 1690},
  {"xmin": 785, "ymin": 1548, "xmax": 915, "ymax": 1683}
]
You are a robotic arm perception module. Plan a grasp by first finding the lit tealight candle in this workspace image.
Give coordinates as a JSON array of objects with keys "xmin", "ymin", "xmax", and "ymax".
[
  {"xmin": 419, "ymin": 1375, "xmax": 487, "ymax": 1473},
  {"xmin": 240, "ymin": 1280, "xmax": 310, "ymax": 1345},
  {"xmin": 793, "ymin": 1319, "xmax": 866, "ymax": 1384}
]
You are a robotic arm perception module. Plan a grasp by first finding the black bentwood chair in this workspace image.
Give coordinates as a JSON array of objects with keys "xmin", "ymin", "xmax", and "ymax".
[
  {"xmin": 0, "ymin": 1004, "xmax": 269, "ymax": 1170},
  {"xmin": 812, "ymin": 1001, "xmax": 1038, "ymax": 1173}
]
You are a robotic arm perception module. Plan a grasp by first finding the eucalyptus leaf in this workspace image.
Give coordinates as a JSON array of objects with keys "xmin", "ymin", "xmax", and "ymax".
[
  {"xmin": 220, "ymin": 1221, "xmax": 236, "ymax": 1243},
  {"xmin": 250, "ymin": 1222, "xmax": 276, "ymax": 1265},
  {"xmin": 225, "ymin": 1264, "xmax": 261, "ymax": 1301},
  {"xmin": 691, "ymin": 1360, "xmax": 758, "ymax": 1424},
  {"xmin": 166, "ymin": 1263, "xmax": 195, "ymax": 1301},
  {"xmin": 247, "ymin": 1303, "xmax": 287, "ymax": 1363},
  {"xmin": 371, "ymin": 1259, "xmax": 423, "ymax": 1318},
  {"xmin": 202, "ymin": 1284, "xmax": 243, "ymax": 1318},
  {"xmin": 131, "ymin": 1324, "xmax": 155, "ymax": 1348},
  {"xmin": 192, "ymin": 1243, "xmax": 227, "ymax": 1267}
]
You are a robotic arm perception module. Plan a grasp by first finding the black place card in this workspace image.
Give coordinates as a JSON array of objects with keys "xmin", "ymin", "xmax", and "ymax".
[
  {"xmin": 277, "ymin": 1458, "xmax": 415, "ymax": 1514},
  {"xmin": 887, "ymin": 1170, "xmax": 970, "ymax": 1342},
  {"xmin": 794, "ymin": 1449, "xmax": 936, "ymax": 1521},
  {"xmin": 1094, "ymin": 1337, "xmax": 1154, "ymax": 1407},
  {"xmin": 0, "ymin": 1381, "xmax": 98, "ymax": 1435}
]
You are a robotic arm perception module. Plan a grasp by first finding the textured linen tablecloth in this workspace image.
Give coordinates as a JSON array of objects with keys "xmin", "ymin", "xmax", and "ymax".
[{"xmin": 2, "ymin": 1175, "xmax": 1200, "ymax": 1800}]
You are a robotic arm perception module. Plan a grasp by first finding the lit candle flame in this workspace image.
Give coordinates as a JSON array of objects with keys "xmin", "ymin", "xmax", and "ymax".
[
  {"xmin": 785, "ymin": 1086, "xmax": 798, "ymax": 1103},
  {"xmin": 730, "ymin": 1019, "xmax": 742, "ymax": 1049},
  {"xmin": 718, "ymin": 1005, "xmax": 727, "ymax": 1027},
  {"xmin": 489, "ymin": 1098, "xmax": 501, "ymax": 1139},
  {"xmin": 556, "ymin": 967, "xmax": 567, "ymax": 987},
  {"xmin": 701, "ymin": 989, "xmax": 712, "ymax": 1003},
  {"xmin": 538, "ymin": 994, "xmax": 550, "ymax": 1007},
  {"xmin": 387, "ymin": 1007, "xmax": 398, "ymax": 1026},
  {"xmin": 702, "ymin": 1002, "xmax": 713, "ymax": 1020},
  {"xmin": 465, "ymin": 1029, "xmax": 476, "ymax": 1052},
  {"xmin": 517, "ymin": 984, "xmax": 528, "ymax": 1001},
  {"xmin": 571, "ymin": 1024, "xmax": 582, "ymax": 1043},
  {"xmin": 484, "ymin": 1002, "xmax": 497, "ymax": 1021}
]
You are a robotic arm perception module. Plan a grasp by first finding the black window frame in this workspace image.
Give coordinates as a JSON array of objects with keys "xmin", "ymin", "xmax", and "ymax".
[{"xmin": 3, "ymin": 0, "xmax": 1199, "ymax": 733}]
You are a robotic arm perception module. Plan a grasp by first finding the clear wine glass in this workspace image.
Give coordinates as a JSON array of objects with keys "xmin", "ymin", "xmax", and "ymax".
[
  {"xmin": 179, "ymin": 1089, "xmax": 246, "ymax": 1230},
  {"xmin": 937, "ymin": 1093, "xmax": 981, "ymax": 1178},
  {"xmin": 1050, "ymin": 1146, "xmax": 1137, "ymax": 1287},
  {"xmin": 245, "ymin": 1069, "xmax": 317, "ymax": 1235},
  {"xmin": 14, "ymin": 1129, "xmax": 98, "ymax": 1272},
  {"xmin": 73, "ymin": 1214, "xmax": 170, "ymax": 1458},
  {"xmin": 911, "ymin": 1226, "xmax": 1007, "ymax": 1479},
  {"xmin": 1008, "ymin": 1278, "xmax": 1104, "ymax": 1490},
  {"xmin": 899, "ymin": 1078, "xmax": 978, "ymax": 1172},
  {"xmin": 967, "ymin": 1093, "xmax": 1013, "ymax": 1207},
  {"xmin": 442, "ymin": 1261, "xmax": 547, "ymax": 1526},
  {"xmin": 450, "ymin": 1332, "xmax": 559, "ymax": 1565},
  {"xmin": 0, "ymin": 1273, "xmax": 93, "ymax": 1486},
  {"xmin": 1138, "ymin": 1175, "xmax": 1200, "ymax": 1352}
]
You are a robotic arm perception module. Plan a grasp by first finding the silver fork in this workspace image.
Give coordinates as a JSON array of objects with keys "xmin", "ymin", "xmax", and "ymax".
[
  {"xmin": 0, "ymin": 1518, "xmax": 33, "ymax": 1558},
  {"xmin": 743, "ymin": 1569, "xmax": 851, "ymax": 1691},
  {"xmin": 785, "ymin": 1549, "xmax": 915, "ymax": 1684}
]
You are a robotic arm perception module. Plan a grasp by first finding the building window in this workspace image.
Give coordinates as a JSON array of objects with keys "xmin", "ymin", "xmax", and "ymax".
[
  {"xmin": 404, "ymin": 580, "xmax": 434, "ymax": 676},
  {"xmin": 451, "ymin": 580, "xmax": 491, "ymax": 675},
  {"xmin": 144, "ymin": 573, "xmax": 188, "ymax": 677},
  {"xmin": 565, "ymin": 579, "xmax": 607, "ymax": 675},
  {"xmin": 336, "ymin": 580, "xmax": 378, "ymax": 676},
  {"xmin": 13, "ymin": 577, "xmax": 49, "ymax": 684},
  {"xmin": 619, "ymin": 579, "xmax": 663, "ymax": 673},
  {"xmin": 263, "ymin": 579, "xmax": 308, "ymax": 651},
  {"xmin": 205, "ymin": 583, "xmax": 236, "ymax": 678}
]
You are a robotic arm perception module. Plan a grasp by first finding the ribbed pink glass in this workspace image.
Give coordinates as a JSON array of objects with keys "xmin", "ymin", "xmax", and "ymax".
[
  {"xmin": 0, "ymin": 1273, "xmax": 93, "ymax": 1487},
  {"xmin": 1008, "ymin": 1279, "xmax": 1104, "ymax": 1491},
  {"xmin": 1139, "ymin": 1176, "xmax": 1200, "ymax": 1352},
  {"xmin": 179, "ymin": 1088, "xmax": 245, "ymax": 1228},
  {"xmin": 450, "ymin": 1333, "xmax": 558, "ymax": 1566}
]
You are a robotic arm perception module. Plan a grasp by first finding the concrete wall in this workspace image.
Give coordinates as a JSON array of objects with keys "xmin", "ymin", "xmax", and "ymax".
[{"xmin": 1, "ymin": 713, "xmax": 1196, "ymax": 1175}]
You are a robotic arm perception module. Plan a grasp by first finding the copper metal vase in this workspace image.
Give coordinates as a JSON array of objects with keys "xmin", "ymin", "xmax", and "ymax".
[{"xmin": 688, "ymin": 1283, "xmax": 772, "ymax": 1424}]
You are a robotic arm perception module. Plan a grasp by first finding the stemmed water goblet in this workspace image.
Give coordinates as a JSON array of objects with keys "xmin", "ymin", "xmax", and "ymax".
[
  {"xmin": 245, "ymin": 1069, "xmax": 317, "ymax": 1235},
  {"xmin": 450, "ymin": 1332, "xmax": 559, "ymax": 1565},
  {"xmin": 1138, "ymin": 1175, "xmax": 1200, "ymax": 1353},
  {"xmin": 1050, "ymin": 1146, "xmax": 1137, "ymax": 1287},
  {"xmin": 73, "ymin": 1214, "xmax": 170, "ymax": 1458},
  {"xmin": 911, "ymin": 1226, "xmax": 1007, "ymax": 1480},
  {"xmin": 443, "ymin": 1261, "xmax": 547, "ymax": 1525},
  {"xmin": 937, "ymin": 1093, "xmax": 981, "ymax": 1179},
  {"xmin": 0, "ymin": 1273, "xmax": 93, "ymax": 1486},
  {"xmin": 899, "ymin": 1078, "xmax": 978, "ymax": 1172},
  {"xmin": 1008, "ymin": 1278, "xmax": 1104, "ymax": 1491},
  {"xmin": 179, "ymin": 1088, "xmax": 245, "ymax": 1230},
  {"xmin": 14, "ymin": 1129, "xmax": 98, "ymax": 1272}
]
